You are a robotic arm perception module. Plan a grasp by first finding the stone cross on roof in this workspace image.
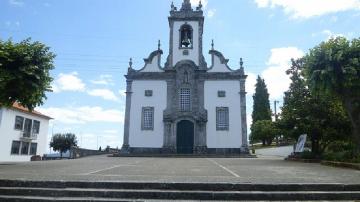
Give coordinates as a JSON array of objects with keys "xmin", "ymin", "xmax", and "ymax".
[{"xmin": 181, "ymin": 0, "xmax": 192, "ymax": 11}]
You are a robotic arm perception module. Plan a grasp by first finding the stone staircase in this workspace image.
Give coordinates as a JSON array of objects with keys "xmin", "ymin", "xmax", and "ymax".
[{"xmin": 0, "ymin": 180, "xmax": 359, "ymax": 201}]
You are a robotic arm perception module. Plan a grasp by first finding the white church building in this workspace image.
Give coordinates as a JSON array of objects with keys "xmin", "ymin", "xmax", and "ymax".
[{"xmin": 121, "ymin": 0, "xmax": 248, "ymax": 155}]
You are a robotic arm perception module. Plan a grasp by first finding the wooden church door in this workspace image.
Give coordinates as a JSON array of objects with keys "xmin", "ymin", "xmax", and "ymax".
[{"xmin": 176, "ymin": 120, "xmax": 194, "ymax": 154}]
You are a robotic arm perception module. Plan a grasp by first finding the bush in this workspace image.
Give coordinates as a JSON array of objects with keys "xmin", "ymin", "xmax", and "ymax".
[
  {"xmin": 300, "ymin": 150, "xmax": 318, "ymax": 159},
  {"xmin": 323, "ymin": 151, "xmax": 360, "ymax": 163}
]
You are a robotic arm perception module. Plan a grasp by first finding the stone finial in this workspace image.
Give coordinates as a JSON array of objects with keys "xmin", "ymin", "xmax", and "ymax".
[
  {"xmin": 171, "ymin": 1, "xmax": 177, "ymax": 11},
  {"xmin": 158, "ymin": 40, "xmax": 161, "ymax": 50},
  {"xmin": 129, "ymin": 58, "xmax": 133, "ymax": 68},
  {"xmin": 239, "ymin": 58, "xmax": 244, "ymax": 74},
  {"xmin": 211, "ymin": 39, "xmax": 214, "ymax": 50},
  {"xmin": 196, "ymin": 0, "xmax": 203, "ymax": 11}
]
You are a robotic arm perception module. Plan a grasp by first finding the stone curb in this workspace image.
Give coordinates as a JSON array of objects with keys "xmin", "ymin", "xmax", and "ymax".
[
  {"xmin": 284, "ymin": 157, "xmax": 321, "ymax": 163},
  {"xmin": 111, "ymin": 154, "xmax": 257, "ymax": 158},
  {"xmin": 285, "ymin": 157, "xmax": 360, "ymax": 171},
  {"xmin": 321, "ymin": 160, "xmax": 360, "ymax": 170}
]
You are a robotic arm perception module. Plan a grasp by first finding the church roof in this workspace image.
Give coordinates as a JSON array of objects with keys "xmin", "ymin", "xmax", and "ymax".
[{"xmin": 8, "ymin": 102, "xmax": 52, "ymax": 120}]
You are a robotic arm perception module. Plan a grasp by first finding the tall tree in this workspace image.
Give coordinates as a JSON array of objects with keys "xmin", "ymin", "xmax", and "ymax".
[
  {"xmin": 0, "ymin": 38, "xmax": 55, "ymax": 110},
  {"xmin": 280, "ymin": 59, "xmax": 352, "ymax": 155},
  {"xmin": 250, "ymin": 120, "xmax": 279, "ymax": 145},
  {"xmin": 303, "ymin": 37, "xmax": 360, "ymax": 153},
  {"xmin": 50, "ymin": 133, "xmax": 78, "ymax": 158},
  {"xmin": 279, "ymin": 59, "xmax": 311, "ymax": 141},
  {"xmin": 251, "ymin": 76, "xmax": 272, "ymax": 145}
]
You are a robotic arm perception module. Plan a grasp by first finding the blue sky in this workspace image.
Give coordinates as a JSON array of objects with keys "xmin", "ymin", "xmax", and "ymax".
[{"xmin": 1, "ymin": 0, "xmax": 360, "ymax": 151}]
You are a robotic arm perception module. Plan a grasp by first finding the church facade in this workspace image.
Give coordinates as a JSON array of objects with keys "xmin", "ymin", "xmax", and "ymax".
[{"xmin": 121, "ymin": 0, "xmax": 249, "ymax": 155}]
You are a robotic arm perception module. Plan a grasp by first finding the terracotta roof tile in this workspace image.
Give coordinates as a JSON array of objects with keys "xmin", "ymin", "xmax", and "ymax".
[{"xmin": 11, "ymin": 102, "xmax": 52, "ymax": 120}]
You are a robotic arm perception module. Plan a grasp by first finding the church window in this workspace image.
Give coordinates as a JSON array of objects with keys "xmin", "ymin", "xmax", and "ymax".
[
  {"xmin": 218, "ymin": 91, "xmax": 226, "ymax": 97},
  {"xmin": 141, "ymin": 107, "xmax": 154, "ymax": 130},
  {"xmin": 145, "ymin": 90, "xmax": 153, "ymax": 97},
  {"xmin": 180, "ymin": 24, "xmax": 193, "ymax": 48},
  {"xmin": 216, "ymin": 107, "xmax": 229, "ymax": 131},
  {"xmin": 179, "ymin": 88, "xmax": 191, "ymax": 111}
]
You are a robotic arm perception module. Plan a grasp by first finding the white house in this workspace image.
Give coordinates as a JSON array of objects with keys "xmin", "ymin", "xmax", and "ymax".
[
  {"xmin": 0, "ymin": 102, "xmax": 51, "ymax": 162},
  {"xmin": 121, "ymin": 0, "xmax": 249, "ymax": 155}
]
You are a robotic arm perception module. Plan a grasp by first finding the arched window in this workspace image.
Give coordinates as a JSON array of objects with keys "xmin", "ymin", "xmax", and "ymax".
[{"xmin": 180, "ymin": 24, "xmax": 193, "ymax": 48}]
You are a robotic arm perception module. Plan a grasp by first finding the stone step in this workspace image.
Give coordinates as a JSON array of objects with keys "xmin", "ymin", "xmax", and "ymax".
[
  {"xmin": 0, "ymin": 187, "xmax": 360, "ymax": 201},
  {"xmin": 0, "ymin": 196, "xmax": 250, "ymax": 202},
  {"xmin": 1, "ymin": 180, "xmax": 359, "ymax": 192}
]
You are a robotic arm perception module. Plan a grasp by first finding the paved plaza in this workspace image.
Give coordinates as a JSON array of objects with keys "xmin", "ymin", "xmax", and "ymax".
[{"xmin": 0, "ymin": 153, "xmax": 359, "ymax": 184}]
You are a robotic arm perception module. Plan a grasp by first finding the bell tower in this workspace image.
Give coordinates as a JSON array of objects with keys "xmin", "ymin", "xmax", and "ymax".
[{"xmin": 166, "ymin": 0, "xmax": 207, "ymax": 69}]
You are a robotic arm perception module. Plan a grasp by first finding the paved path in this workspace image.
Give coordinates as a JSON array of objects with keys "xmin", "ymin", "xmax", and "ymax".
[
  {"xmin": 255, "ymin": 145, "xmax": 293, "ymax": 158},
  {"xmin": 0, "ymin": 155, "xmax": 359, "ymax": 183}
]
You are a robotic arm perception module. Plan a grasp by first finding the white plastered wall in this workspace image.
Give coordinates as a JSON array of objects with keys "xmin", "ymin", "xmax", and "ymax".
[
  {"xmin": 129, "ymin": 80, "xmax": 167, "ymax": 148},
  {"xmin": 208, "ymin": 54, "xmax": 232, "ymax": 72},
  {"xmin": 0, "ymin": 108, "xmax": 49, "ymax": 162},
  {"xmin": 140, "ymin": 55, "xmax": 164, "ymax": 73},
  {"xmin": 204, "ymin": 81, "xmax": 242, "ymax": 148},
  {"xmin": 172, "ymin": 21, "xmax": 199, "ymax": 66}
]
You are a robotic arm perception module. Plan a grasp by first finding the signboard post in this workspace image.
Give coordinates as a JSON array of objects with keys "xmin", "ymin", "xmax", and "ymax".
[{"xmin": 294, "ymin": 134, "xmax": 307, "ymax": 153}]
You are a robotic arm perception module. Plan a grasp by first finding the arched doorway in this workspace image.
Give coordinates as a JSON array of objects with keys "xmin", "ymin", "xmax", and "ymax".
[{"xmin": 176, "ymin": 120, "xmax": 194, "ymax": 154}]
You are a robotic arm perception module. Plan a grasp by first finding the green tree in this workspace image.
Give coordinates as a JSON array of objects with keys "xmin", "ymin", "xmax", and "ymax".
[
  {"xmin": 50, "ymin": 133, "xmax": 78, "ymax": 158},
  {"xmin": 303, "ymin": 37, "xmax": 360, "ymax": 153},
  {"xmin": 250, "ymin": 120, "xmax": 279, "ymax": 145},
  {"xmin": 251, "ymin": 76, "xmax": 272, "ymax": 145},
  {"xmin": 0, "ymin": 38, "xmax": 55, "ymax": 110},
  {"xmin": 279, "ymin": 59, "xmax": 311, "ymax": 141},
  {"xmin": 280, "ymin": 59, "xmax": 352, "ymax": 155}
]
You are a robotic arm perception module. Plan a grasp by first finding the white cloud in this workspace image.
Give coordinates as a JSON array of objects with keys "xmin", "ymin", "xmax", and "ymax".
[
  {"xmin": 321, "ymin": 29, "xmax": 345, "ymax": 39},
  {"xmin": 254, "ymin": 0, "xmax": 360, "ymax": 19},
  {"xmin": 38, "ymin": 106, "xmax": 124, "ymax": 124},
  {"xmin": 9, "ymin": 0, "xmax": 24, "ymax": 6},
  {"xmin": 5, "ymin": 21, "xmax": 20, "ymax": 28},
  {"xmin": 104, "ymin": 130, "xmax": 119, "ymax": 134},
  {"xmin": 190, "ymin": 0, "xmax": 208, "ymax": 8},
  {"xmin": 52, "ymin": 72, "xmax": 86, "ymax": 93},
  {"xmin": 118, "ymin": 89, "xmax": 126, "ymax": 97},
  {"xmin": 87, "ymin": 89, "xmax": 118, "ymax": 101},
  {"xmin": 76, "ymin": 132, "xmax": 121, "ymax": 150},
  {"xmin": 312, "ymin": 29, "xmax": 353, "ymax": 40},
  {"xmin": 261, "ymin": 47, "xmax": 304, "ymax": 99},
  {"xmin": 246, "ymin": 72, "xmax": 257, "ymax": 95},
  {"xmin": 207, "ymin": 9, "xmax": 216, "ymax": 18},
  {"xmin": 90, "ymin": 74, "xmax": 114, "ymax": 85}
]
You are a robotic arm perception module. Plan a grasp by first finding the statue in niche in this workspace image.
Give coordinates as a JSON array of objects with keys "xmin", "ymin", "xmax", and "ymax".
[{"xmin": 183, "ymin": 71, "xmax": 189, "ymax": 83}]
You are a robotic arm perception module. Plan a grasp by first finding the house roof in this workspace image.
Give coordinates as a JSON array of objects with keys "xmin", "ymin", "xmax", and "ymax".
[{"xmin": 10, "ymin": 102, "xmax": 52, "ymax": 120}]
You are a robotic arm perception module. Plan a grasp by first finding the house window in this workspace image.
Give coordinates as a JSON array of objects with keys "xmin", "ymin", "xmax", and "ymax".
[
  {"xmin": 21, "ymin": 142, "xmax": 30, "ymax": 155},
  {"xmin": 32, "ymin": 120, "xmax": 40, "ymax": 134},
  {"xmin": 142, "ymin": 107, "xmax": 154, "ymax": 130},
  {"xmin": 23, "ymin": 119, "xmax": 32, "ymax": 138},
  {"xmin": 14, "ymin": 116, "xmax": 24, "ymax": 130},
  {"xmin": 216, "ymin": 107, "xmax": 229, "ymax": 131},
  {"xmin": 11, "ymin": 141, "xmax": 21, "ymax": 155},
  {"xmin": 218, "ymin": 91, "xmax": 226, "ymax": 97},
  {"xmin": 30, "ymin": 143, "xmax": 37, "ymax": 155},
  {"xmin": 145, "ymin": 90, "xmax": 153, "ymax": 97},
  {"xmin": 179, "ymin": 88, "xmax": 191, "ymax": 111}
]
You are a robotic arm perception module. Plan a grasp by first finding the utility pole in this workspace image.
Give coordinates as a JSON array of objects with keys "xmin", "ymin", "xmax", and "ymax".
[
  {"xmin": 274, "ymin": 100, "xmax": 279, "ymax": 121},
  {"xmin": 273, "ymin": 100, "xmax": 280, "ymax": 145}
]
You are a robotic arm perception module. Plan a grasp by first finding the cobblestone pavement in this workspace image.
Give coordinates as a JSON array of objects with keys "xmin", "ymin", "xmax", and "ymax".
[{"xmin": 0, "ymin": 154, "xmax": 359, "ymax": 183}]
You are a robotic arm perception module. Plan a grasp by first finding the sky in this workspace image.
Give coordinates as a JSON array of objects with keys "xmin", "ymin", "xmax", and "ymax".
[{"xmin": 1, "ymin": 0, "xmax": 360, "ymax": 151}]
